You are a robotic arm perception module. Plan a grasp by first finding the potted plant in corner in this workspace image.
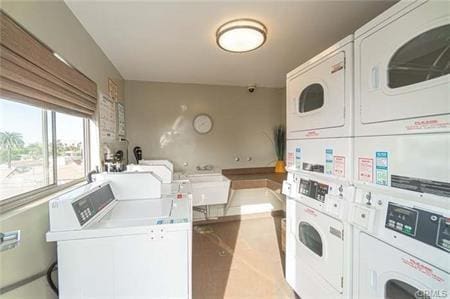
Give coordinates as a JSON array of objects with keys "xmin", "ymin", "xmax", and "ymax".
[{"xmin": 274, "ymin": 125, "xmax": 286, "ymax": 173}]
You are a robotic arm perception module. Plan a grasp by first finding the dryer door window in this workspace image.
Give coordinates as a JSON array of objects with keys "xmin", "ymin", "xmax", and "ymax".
[
  {"xmin": 298, "ymin": 84, "xmax": 324, "ymax": 113},
  {"xmin": 385, "ymin": 279, "xmax": 430, "ymax": 299},
  {"xmin": 388, "ymin": 24, "xmax": 450, "ymax": 89},
  {"xmin": 298, "ymin": 221, "xmax": 323, "ymax": 256}
]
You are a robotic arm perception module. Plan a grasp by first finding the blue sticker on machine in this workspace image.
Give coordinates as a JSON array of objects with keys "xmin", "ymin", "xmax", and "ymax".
[
  {"xmin": 325, "ymin": 149, "xmax": 333, "ymax": 175},
  {"xmin": 375, "ymin": 152, "xmax": 388, "ymax": 186},
  {"xmin": 295, "ymin": 147, "xmax": 302, "ymax": 169}
]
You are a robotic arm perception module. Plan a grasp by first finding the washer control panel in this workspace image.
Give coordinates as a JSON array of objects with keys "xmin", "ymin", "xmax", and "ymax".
[
  {"xmin": 385, "ymin": 202, "xmax": 449, "ymax": 252},
  {"xmin": 299, "ymin": 179, "xmax": 329, "ymax": 203},
  {"xmin": 72, "ymin": 184, "xmax": 115, "ymax": 226}
]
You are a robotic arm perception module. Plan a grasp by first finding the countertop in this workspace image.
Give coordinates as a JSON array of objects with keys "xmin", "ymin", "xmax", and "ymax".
[{"xmin": 222, "ymin": 167, "xmax": 287, "ymax": 191}]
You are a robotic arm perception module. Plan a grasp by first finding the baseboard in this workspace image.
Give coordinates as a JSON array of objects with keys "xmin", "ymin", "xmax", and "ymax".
[{"xmin": 194, "ymin": 209, "xmax": 285, "ymax": 225}]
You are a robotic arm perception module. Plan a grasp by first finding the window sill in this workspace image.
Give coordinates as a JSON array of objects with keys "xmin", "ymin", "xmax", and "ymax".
[{"xmin": 0, "ymin": 179, "xmax": 87, "ymax": 221}]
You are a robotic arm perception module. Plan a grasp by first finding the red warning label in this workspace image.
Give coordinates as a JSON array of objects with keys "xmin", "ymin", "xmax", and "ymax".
[{"xmin": 358, "ymin": 158, "xmax": 373, "ymax": 182}]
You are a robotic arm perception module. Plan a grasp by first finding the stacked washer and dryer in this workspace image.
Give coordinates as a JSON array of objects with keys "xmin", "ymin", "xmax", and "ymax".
[
  {"xmin": 283, "ymin": 35, "xmax": 355, "ymax": 299},
  {"xmin": 283, "ymin": 1, "xmax": 449, "ymax": 299},
  {"xmin": 350, "ymin": 1, "xmax": 449, "ymax": 299}
]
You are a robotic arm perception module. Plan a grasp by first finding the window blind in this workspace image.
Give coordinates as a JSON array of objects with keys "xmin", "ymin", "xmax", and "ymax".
[{"xmin": 0, "ymin": 10, "xmax": 97, "ymax": 117}]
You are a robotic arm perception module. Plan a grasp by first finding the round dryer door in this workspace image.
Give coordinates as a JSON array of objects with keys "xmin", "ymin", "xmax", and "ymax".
[{"xmin": 357, "ymin": 233, "xmax": 449, "ymax": 299}]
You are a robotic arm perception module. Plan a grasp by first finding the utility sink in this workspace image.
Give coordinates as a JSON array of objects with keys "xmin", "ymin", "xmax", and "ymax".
[{"xmin": 187, "ymin": 174, "xmax": 231, "ymax": 207}]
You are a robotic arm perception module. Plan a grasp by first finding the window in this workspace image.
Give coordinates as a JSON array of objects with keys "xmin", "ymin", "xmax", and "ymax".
[
  {"xmin": 298, "ymin": 222, "xmax": 323, "ymax": 256},
  {"xmin": 388, "ymin": 24, "xmax": 450, "ymax": 89},
  {"xmin": 56, "ymin": 113, "xmax": 86, "ymax": 184},
  {"xmin": 0, "ymin": 99, "xmax": 89, "ymax": 204},
  {"xmin": 298, "ymin": 83, "xmax": 324, "ymax": 113}
]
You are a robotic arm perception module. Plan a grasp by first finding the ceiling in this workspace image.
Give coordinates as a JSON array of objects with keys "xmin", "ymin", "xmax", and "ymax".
[{"xmin": 66, "ymin": 1, "xmax": 397, "ymax": 88}]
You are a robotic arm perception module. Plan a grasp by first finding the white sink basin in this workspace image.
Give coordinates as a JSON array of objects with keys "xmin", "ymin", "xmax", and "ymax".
[{"xmin": 187, "ymin": 173, "xmax": 230, "ymax": 206}]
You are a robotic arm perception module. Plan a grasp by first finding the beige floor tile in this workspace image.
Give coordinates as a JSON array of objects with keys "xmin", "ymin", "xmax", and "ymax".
[{"xmin": 192, "ymin": 216, "xmax": 296, "ymax": 299}]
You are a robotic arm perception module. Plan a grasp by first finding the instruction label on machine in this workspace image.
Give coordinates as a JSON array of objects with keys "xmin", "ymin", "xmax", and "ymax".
[
  {"xmin": 295, "ymin": 147, "xmax": 302, "ymax": 169},
  {"xmin": 157, "ymin": 218, "xmax": 188, "ymax": 225},
  {"xmin": 358, "ymin": 158, "xmax": 373, "ymax": 182},
  {"xmin": 333, "ymin": 156, "xmax": 345, "ymax": 178},
  {"xmin": 287, "ymin": 152, "xmax": 294, "ymax": 168},
  {"xmin": 375, "ymin": 152, "xmax": 389, "ymax": 186},
  {"xmin": 325, "ymin": 149, "xmax": 333, "ymax": 175},
  {"xmin": 391, "ymin": 175, "xmax": 450, "ymax": 198}
]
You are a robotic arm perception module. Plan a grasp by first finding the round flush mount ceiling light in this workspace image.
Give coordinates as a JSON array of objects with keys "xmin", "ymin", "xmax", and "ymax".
[{"xmin": 216, "ymin": 19, "xmax": 267, "ymax": 53}]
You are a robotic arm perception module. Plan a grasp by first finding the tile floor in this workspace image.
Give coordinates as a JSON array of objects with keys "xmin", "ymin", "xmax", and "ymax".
[{"xmin": 192, "ymin": 215, "xmax": 297, "ymax": 299}]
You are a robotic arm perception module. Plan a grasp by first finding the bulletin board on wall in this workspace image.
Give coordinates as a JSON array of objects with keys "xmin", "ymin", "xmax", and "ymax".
[
  {"xmin": 117, "ymin": 102, "xmax": 126, "ymax": 137},
  {"xmin": 98, "ymin": 92, "xmax": 116, "ymax": 144}
]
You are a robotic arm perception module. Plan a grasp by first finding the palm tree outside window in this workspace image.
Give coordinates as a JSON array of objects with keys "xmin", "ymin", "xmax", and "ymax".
[{"xmin": 0, "ymin": 98, "xmax": 90, "ymax": 210}]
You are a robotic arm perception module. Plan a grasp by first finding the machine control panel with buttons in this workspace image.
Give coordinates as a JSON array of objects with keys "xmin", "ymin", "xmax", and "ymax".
[
  {"xmin": 72, "ymin": 184, "xmax": 115, "ymax": 226},
  {"xmin": 385, "ymin": 202, "xmax": 449, "ymax": 252},
  {"xmin": 299, "ymin": 179, "xmax": 329, "ymax": 203}
]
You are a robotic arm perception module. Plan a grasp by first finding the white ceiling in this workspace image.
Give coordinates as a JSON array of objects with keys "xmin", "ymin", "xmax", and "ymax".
[{"xmin": 66, "ymin": 1, "xmax": 396, "ymax": 88}]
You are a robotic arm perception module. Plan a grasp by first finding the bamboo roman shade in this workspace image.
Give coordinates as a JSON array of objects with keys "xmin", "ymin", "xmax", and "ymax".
[{"xmin": 0, "ymin": 10, "xmax": 97, "ymax": 117}]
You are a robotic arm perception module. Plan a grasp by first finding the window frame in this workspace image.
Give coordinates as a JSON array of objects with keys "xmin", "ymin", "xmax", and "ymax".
[{"xmin": 0, "ymin": 106, "xmax": 90, "ymax": 213}]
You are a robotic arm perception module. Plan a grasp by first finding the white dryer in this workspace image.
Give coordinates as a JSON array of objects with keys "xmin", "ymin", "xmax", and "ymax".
[
  {"xmin": 350, "ymin": 188, "xmax": 449, "ymax": 299},
  {"xmin": 354, "ymin": 0, "xmax": 450, "ymax": 137},
  {"xmin": 286, "ymin": 35, "xmax": 353, "ymax": 139},
  {"xmin": 283, "ymin": 170, "xmax": 354, "ymax": 299},
  {"xmin": 353, "ymin": 0, "xmax": 450, "ymax": 198}
]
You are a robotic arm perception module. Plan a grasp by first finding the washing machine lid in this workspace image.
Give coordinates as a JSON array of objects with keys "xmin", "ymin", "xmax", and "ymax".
[{"xmin": 95, "ymin": 199, "xmax": 173, "ymax": 228}]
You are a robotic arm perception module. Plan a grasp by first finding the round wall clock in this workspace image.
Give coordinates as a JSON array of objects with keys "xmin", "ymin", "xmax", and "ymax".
[{"xmin": 193, "ymin": 114, "xmax": 213, "ymax": 134}]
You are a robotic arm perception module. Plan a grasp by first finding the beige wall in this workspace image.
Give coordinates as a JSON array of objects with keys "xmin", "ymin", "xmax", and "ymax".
[
  {"xmin": 125, "ymin": 81, "xmax": 284, "ymax": 172},
  {"xmin": 0, "ymin": 0, "xmax": 124, "ymax": 297}
]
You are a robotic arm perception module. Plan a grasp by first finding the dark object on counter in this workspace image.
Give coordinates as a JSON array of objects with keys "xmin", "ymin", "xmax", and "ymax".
[
  {"xmin": 115, "ymin": 150, "xmax": 124, "ymax": 162},
  {"xmin": 133, "ymin": 146, "xmax": 142, "ymax": 164},
  {"xmin": 86, "ymin": 166, "xmax": 99, "ymax": 183}
]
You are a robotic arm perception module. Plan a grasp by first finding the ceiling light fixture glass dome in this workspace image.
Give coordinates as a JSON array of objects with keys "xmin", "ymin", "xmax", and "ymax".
[{"xmin": 216, "ymin": 19, "xmax": 267, "ymax": 53}]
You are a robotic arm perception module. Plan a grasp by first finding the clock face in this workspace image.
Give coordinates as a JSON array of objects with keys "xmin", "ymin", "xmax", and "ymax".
[{"xmin": 193, "ymin": 114, "xmax": 213, "ymax": 134}]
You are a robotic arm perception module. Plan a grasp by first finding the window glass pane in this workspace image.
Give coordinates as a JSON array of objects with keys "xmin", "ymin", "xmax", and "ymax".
[
  {"xmin": 298, "ymin": 83, "xmax": 324, "ymax": 113},
  {"xmin": 298, "ymin": 222, "xmax": 323, "ymax": 256},
  {"xmin": 0, "ymin": 99, "xmax": 53, "ymax": 200},
  {"xmin": 385, "ymin": 279, "xmax": 428, "ymax": 299},
  {"xmin": 388, "ymin": 25, "xmax": 450, "ymax": 88},
  {"xmin": 56, "ymin": 113, "xmax": 85, "ymax": 184}
]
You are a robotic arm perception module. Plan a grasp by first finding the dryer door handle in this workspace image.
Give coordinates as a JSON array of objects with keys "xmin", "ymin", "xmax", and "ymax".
[
  {"xmin": 369, "ymin": 65, "xmax": 380, "ymax": 91},
  {"xmin": 369, "ymin": 269, "xmax": 378, "ymax": 290}
]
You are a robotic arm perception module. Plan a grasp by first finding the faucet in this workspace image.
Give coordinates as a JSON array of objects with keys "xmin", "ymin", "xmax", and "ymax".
[
  {"xmin": 196, "ymin": 164, "xmax": 214, "ymax": 171},
  {"xmin": 86, "ymin": 166, "xmax": 99, "ymax": 183}
]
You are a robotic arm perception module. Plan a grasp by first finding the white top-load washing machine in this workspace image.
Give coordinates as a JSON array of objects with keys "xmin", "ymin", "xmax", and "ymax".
[
  {"xmin": 46, "ymin": 172, "xmax": 192, "ymax": 299},
  {"xmin": 127, "ymin": 159, "xmax": 174, "ymax": 183},
  {"xmin": 286, "ymin": 35, "xmax": 353, "ymax": 140},
  {"xmin": 349, "ymin": 189, "xmax": 449, "ymax": 299},
  {"xmin": 353, "ymin": 0, "xmax": 450, "ymax": 199},
  {"xmin": 283, "ymin": 170, "xmax": 354, "ymax": 299}
]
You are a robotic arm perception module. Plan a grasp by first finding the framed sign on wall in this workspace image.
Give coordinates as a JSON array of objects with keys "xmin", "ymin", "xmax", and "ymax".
[
  {"xmin": 108, "ymin": 78, "xmax": 118, "ymax": 102},
  {"xmin": 117, "ymin": 102, "xmax": 126, "ymax": 137}
]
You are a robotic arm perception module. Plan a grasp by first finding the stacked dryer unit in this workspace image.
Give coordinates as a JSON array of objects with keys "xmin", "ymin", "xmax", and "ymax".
[
  {"xmin": 283, "ymin": 35, "xmax": 355, "ymax": 299},
  {"xmin": 349, "ymin": 1, "xmax": 450, "ymax": 298}
]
